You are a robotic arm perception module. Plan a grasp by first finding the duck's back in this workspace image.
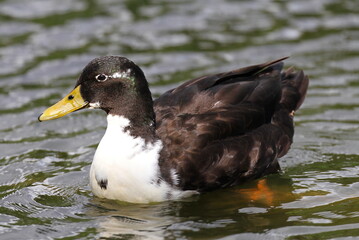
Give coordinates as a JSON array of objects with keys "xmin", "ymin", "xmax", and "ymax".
[{"xmin": 154, "ymin": 58, "xmax": 308, "ymax": 191}]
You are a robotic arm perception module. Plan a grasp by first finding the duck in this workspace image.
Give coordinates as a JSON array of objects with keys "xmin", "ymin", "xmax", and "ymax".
[{"xmin": 39, "ymin": 56, "xmax": 309, "ymax": 203}]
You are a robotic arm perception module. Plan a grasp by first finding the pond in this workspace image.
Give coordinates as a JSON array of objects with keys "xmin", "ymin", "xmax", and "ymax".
[{"xmin": 0, "ymin": 0, "xmax": 358, "ymax": 239}]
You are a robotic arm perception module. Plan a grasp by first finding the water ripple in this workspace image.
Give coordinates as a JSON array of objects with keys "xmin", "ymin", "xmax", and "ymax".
[{"xmin": 0, "ymin": 0, "xmax": 358, "ymax": 239}]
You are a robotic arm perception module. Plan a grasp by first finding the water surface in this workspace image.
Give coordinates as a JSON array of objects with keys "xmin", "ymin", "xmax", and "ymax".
[{"xmin": 0, "ymin": 0, "xmax": 358, "ymax": 239}]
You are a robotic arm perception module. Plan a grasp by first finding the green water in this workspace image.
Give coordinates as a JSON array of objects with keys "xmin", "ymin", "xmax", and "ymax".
[{"xmin": 0, "ymin": 0, "xmax": 358, "ymax": 239}]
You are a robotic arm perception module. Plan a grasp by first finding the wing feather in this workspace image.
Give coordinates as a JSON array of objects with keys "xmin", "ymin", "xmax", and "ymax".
[{"xmin": 154, "ymin": 57, "xmax": 308, "ymax": 191}]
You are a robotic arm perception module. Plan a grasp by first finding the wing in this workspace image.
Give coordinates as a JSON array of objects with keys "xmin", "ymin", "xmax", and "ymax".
[
  {"xmin": 154, "ymin": 57, "xmax": 288, "ymax": 132},
  {"xmin": 154, "ymin": 57, "xmax": 287, "ymax": 118},
  {"xmin": 156, "ymin": 104, "xmax": 266, "ymax": 159},
  {"xmin": 154, "ymin": 57, "xmax": 308, "ymax": 190}
]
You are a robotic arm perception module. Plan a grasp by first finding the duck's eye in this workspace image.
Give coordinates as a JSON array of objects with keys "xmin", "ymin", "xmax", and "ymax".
[{"xmin": 95, "ymin": 74, "xmax": 108, "ymax": 82}]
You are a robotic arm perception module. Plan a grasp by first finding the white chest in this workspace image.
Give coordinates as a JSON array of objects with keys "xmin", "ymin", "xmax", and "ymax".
[{"xmin": 89, "ymin": 115, "xmax": 188, "ymax": 203}]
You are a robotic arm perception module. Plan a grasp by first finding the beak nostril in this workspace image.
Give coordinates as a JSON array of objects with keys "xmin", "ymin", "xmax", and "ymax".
[{"xmin": 38, "ymin": 85, "xmax": 86, "ymax": 121}]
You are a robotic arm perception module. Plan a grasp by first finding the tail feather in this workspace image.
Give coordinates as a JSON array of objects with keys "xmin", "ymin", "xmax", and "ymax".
[
  {"xmin": 271, "ymin": 67, "xmax": 309, "ymax": 142},
  {"xmin": 295, "ymin": 72, "xmax": 309, "ymax": 111},
  {"xmin": 279, "ymin": 68, "xmax": 309, "ymax": 112}
]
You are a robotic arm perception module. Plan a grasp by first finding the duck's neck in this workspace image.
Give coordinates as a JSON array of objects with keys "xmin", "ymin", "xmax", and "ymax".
[{"xmin": 107, "ymin": 99, "xmax": 156, "ymax": 143}]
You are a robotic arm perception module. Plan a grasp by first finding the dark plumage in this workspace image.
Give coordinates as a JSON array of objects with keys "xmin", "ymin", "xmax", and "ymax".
[
  {"xmin": 155, "ymin": 57, "xmax": 308, "ymax": 191},
  {"xmin": 39, "ymin": 56, "xmax": 308, "ymax": 203}
]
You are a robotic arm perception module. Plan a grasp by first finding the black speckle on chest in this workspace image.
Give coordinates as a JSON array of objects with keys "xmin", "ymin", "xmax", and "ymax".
[{"xmin": 98, "ymin": 179, "xmax": 108, "ymax": 190}]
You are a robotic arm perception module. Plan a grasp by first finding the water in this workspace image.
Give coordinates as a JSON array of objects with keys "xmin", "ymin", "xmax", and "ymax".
[{"xmin": 0, "ymin": 0, "xmax": 358, "ymax": 239}]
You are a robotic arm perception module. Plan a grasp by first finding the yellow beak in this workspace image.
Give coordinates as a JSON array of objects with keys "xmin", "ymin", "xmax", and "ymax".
[{"xmin": 38, "ymin": 85, "xmax": 88, "ymax": 121}]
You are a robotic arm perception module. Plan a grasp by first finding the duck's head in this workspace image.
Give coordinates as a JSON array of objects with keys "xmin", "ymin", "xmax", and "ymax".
[{"xmin": 39, "ymin": 56, "xmax": 154, "ymax": 123}]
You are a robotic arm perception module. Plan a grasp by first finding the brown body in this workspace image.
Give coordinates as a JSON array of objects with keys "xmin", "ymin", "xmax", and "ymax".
[{"xmin": 155, "ymin": 58, "xmax": 308, "ymax": 191}]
